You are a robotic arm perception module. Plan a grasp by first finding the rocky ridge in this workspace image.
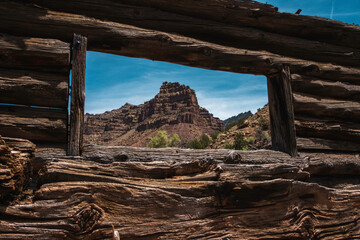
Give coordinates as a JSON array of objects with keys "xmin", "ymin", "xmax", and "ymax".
[
  {"xmin": 213, "ymin": 104, "xmax": 271, "ymax": 149},
  {"xmin": 84, "ymin": 82, "xmax": 223, "ymax": 146},
  {"xmin": 223, "ymin": 110, "xmax": 252, "ymax": 127}
]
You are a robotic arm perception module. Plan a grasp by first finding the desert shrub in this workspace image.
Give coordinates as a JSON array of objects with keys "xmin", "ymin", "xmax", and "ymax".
[
  {"xmin": 147, "ymin": 131, "xmax": 181, "ymax": 148},
  {"xmin": 187, "ymin": 139, "xmax": 203, "ymax": 149},
  {"xmin": 169, "ymin": 133, "xmax": 181, "ymax": 147},
  {"xmin": 254, "ymin": 127, "xmax": 271, "ymax": 149},
  {"xmin": 233, "ymin": 133, "xmax": 249, "ymax": 150},
  {"xmin": 210, "ymin": 131, "xmax": 221, "ymax": 142},
  {"xmin": 247, "ymin": 136, "xmax": 255, "ymax": 144},
  {"xmin": 225, "ymin": 133, "xmax": 254, "ymax": 150},
  {"xmin": 224, "ymin": 141, "xmax": 233, "ymax": 149},
  {"xmin": 188, "ymin": 134, "xmax": 211, "ymax": 149},
  {"xmin": 258, "ymin": 117, "xmax": 269, "ymax": 131}
]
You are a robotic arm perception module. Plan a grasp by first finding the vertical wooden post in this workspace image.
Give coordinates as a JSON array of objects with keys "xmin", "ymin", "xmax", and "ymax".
[
  {"xmin": 267, "ymin": 66, "xmax": 297, "ymax": 157},
  {"xmin": 68, "ymin": 34, "xmax": 87, "ymax": 156}
]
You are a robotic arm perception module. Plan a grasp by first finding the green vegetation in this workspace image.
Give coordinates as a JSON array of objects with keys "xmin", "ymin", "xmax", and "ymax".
[
  {"xmin": 147, "ymin": 131, "xmax": 181, "ymax": 148},
  {"xmin": 258, "ymin": 117, "xmax": 269, "ymax": 131},
  {"xmin": 210, "ymin": 130, "xmax": 221, "ymax": 143},
  {"xmin": 188, "ymin": 134, "xmax": 211, "ymax": 149},
  {"xmin": 225, "ymin": 133, "xmax": 254, "ymax": 151}
]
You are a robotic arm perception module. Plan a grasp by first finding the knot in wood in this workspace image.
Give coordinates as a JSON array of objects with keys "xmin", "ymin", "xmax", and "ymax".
[
  {"xmin": 156, "ymin": 35, "xmax": 172, "ymax": 43},
  {"xmin": 75, "ymin": 40, "xmax": 81, "ymax": 50},
  {"xmin": 72, "ymin": 204, "xmax": 102, "ymax": 234},
  {"xmin": 304, "ymin": 64, "xmax": 320, "ymax": 74},
  {"xmin": 202, "ymin": 47, "xmax": 213, "ymax": 56},
  {"xmin": 224, "ymin": 151, "xmax": 242, "ymax": 164}
]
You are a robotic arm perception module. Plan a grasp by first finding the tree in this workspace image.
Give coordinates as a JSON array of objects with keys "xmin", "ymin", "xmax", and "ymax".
[
  {"xmin": 188, "ymin": 134, "xmax": 211, "ymax": 149},
  {"xmin": 147, "ymin": 131, "xmax": 181, "ymax": 148}
]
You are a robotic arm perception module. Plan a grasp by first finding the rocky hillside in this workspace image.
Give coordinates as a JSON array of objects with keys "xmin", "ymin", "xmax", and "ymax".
[
  {"xmin": 223, "ymin": 110, "xmax": 252, "ymax": 127},
  {"xmin": 213, "ymin": 104, "xmax": 271, "ymax": 150},
  {"xmin": 84, "ymin": 82, "xmax": 223, "ymax": 147}
]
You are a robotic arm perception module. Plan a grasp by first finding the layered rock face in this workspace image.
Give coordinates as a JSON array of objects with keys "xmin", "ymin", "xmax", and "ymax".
[{"xmin": 84, "ymin": 82, "xmax": 223, "ymax": 146}]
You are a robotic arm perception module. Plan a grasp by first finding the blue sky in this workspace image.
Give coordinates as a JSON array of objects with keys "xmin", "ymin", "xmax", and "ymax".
[{"xmin": 85, "ymin": 0, "xmax": 360, "ymax": 120}]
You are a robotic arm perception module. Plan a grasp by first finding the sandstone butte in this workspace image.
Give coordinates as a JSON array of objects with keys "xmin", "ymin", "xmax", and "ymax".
[{"xmin": 84, "ymin": 82, "xmax": 224, "ymax": 147}]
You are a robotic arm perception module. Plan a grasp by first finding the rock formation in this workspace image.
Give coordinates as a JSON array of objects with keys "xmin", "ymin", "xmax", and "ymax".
[
  {"xmin": 223, "ymin": 110, "xmax": 252, "ymax": 127},
  {"xmin": 84, "ymin": 82, "xmax": 223, "ymax": 146},
  {"xmin": 213, "ymin": 105, "xmax": 271, "ymax": 149}
]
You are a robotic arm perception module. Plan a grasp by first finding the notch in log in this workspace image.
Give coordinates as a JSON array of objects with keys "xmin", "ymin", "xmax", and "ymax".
[
  {"xmin": 267, "ymin": 66, "xmax": 298, "ymax": 156},
  {"xmin": 68, "ymin": 34, "xmax": 87, "ymax": 156}
]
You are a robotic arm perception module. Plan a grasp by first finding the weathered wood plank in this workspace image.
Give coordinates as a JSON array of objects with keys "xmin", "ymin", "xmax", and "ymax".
[
  {"xmin": 297, "ymin": 137, "xmax": 360, "ymax": 152},
  {"xmin": 0, "ymin": 68, "xmax": 69, "ymax": 108},
  {"xmin": 0, "ymin": 135, "xmax": 32, "ymax": 201},
  {"xmin": 293, "ymin": 93, "xmax": 360, "ymax": 122},
  {"xmin": 68, "ymin": 34, "xmax": 87, "ymax": 156},
  {"xmin": 0, "ymin": 33, "xmax": 70, "ymax": 73},
  {"xmin": 0, "ymin": 105, "xmax": 67, "ymax": 143},
  {"xmin": 32, "ymin": 0, "xmax": 360, "ymax": 67},
  {"xmin": 295, "ymin": 116, "xmax": 360, "ymax": 142},
  {"xmin": 104, "ymin": 0, "xmax": 360, "ymax": 49},
  {"xmin": 291, "ymin": 74, "xmax": 360, "ymax": 100},
  {"xmin": 1, "ymin": 144, "xmax": 360, "ymax": 239},
  {"xmin": 1, "ymin": 1, "xmax": 360, "ymax": 81},
  {"xmin": 267, "ymin": 67, "xmax": 297, "ymax": 156}
]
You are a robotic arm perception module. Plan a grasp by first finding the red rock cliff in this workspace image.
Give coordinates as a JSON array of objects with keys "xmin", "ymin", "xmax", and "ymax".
[{"xmin": 84, "ymin": 82, "xmax": 224, "ymax": 146}]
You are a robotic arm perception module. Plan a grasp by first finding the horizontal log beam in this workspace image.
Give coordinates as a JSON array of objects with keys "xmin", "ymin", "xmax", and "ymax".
[
  {"xmin": 295, "ymin": 116, "xmax": 360, "ymax": 142},
  {"xmin": 1, "ymin": 1, "xmax": 360, "ymax": 82},
  {"xmin": 0, "ymin": 68, "xmax": 69, "ymax": 108},
  {"xmin": 293, "ymin": 93, "xmax": 360, "ymax": 122},
  {"xmin": 32, "ymin": 0, "xmax": 360, "ymax": 67},
  {"xmin": 0, "ymin": 105, "xmax": 67, "ymax": 143},
  {"xmin": 106, "ymin": 0, "xmax": 360, "ymax": 50},
  {"xmin": 2, "ymin": 145, "xmax": 360, "ymax": 238},
  {"xmin": 0, "ymin": 33, "xmax": 70, "ymax": 73},
  {"xmin": 297, "ymin": 137, "xmax": 360, "ymax": 152},
  {"xmin": 291, "ymin": 74, "xmax": 360, "ymax": 101}
]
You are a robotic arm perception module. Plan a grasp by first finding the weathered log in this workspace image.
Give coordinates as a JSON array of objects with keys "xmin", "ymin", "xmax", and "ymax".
[
  {"xmin": 1, "ymin": 145, "xmax": 360, "ymax": 239},
  {"xmin": 32, "ymin": 0, "xmax": 360, "ymax": 67},
  {"xmin": 68, "ymin": 34, "xmax": 87, "ymax": 156},
  {"xmin": 267, "ymin": 67, "xmax": 297, "ymax": 156},
  {"xmin": 293, "ymin": 93, "xmax": 360, "ymax": 122},
  {"xmin": 2, "ymin": 137, "xmax": 36, "ymax": 156},
  {"xmin": 0, "ymin": 135, "xmax": 32, "ymax": 201},
  {"xmin": 295, "ymin": 116, "xmax": 360, "ymax": 142},
  {"xmin": 1, "ymin": 1, "xmax": 360, "ymax": 81},
  {"xmin": 297, "ymin": 137, "xmax": 360, "ymax": 152},
  {"xmin": 0, "ymin": 33, "xmax": 70, "ymax": 73},
  {"xmin": 0, "ymin": 68, "xmax": 69, "ymax": 108},
  {"xmin": 0, "ymin": 105, "xmax": 68, "ymax": 143},
  {"xmin": 291, "ymin": 74, "xmax": 360, "ymax": 100},
  {"xmin": 101, "ymin": 0, "xmax": 360, "ymax": 49}
]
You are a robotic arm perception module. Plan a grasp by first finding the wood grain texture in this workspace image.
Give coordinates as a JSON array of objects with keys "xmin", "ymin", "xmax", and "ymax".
[
  {"xmin": 103, "ymin": 0, "xmax": 360, "ymax": 49},
  {"xmin": 0, "ymin": 105, "xmax": 67, "ymax": 143},
  {"xmin": 297, "ymin": 137, "xmax": 360, "ymax": 152},
  {"xmin": 0, "ymin": 68, "xmax": 69, "ymax": 108},
  {"xmin": 68, "ymin": 34, "xmax": 87, "ymax": 156},
  {"xmin": 32, "ymin": 0, "xmax": 360, "ymax": 67},
  {"xmin": 291, "ymin": 74, "xmax": 360, "ymax": 100},
  {"xmin": 1, "ymin": 1, "xmax": 360, "ymax": 81},
  {"xmin": 293, "ymin": 93, "xmax": 360, "ymax": 122},
  {"xmin": 1, "ymin": 144, "xmax": 360, "ymax": 239},
  {"xmin": 295, "ymin": 116, "xmax": 360, "ymax": 142},
  {"xmin": 267, "ymin": 67, "xmax": 297, "ymax": 156},
  {"xmin": 0, "ymin": 135, "xmax": 33, "ymax": 201},
  {"xmin": 0, "ymin": 33, "xmax": 70, "ymax": 73}
]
